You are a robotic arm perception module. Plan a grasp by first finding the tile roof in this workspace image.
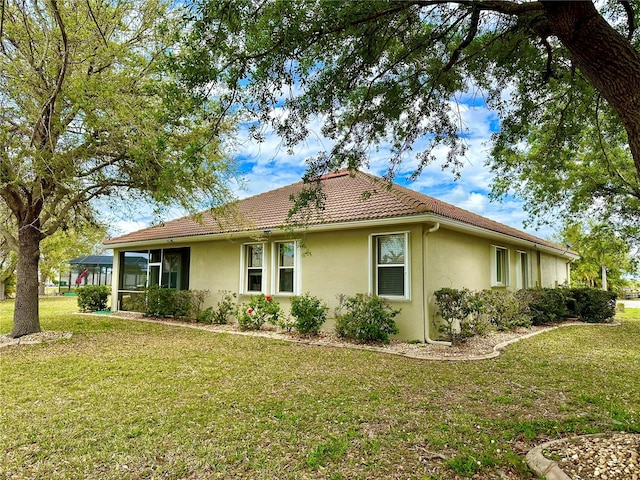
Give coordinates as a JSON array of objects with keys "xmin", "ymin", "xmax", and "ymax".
[{"xmin": 104, "ymin": 170, "xmax": 568, "ymax": 253}]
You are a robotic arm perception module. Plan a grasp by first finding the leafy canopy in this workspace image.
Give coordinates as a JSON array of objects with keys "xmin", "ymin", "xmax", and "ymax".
[
  {"xmin": 178, "ymin": 0, "xmax": 640, "ymax": 240},
  {"xmin": 1, "ymin": 0, "xmax": 236, "ymax": 336}
]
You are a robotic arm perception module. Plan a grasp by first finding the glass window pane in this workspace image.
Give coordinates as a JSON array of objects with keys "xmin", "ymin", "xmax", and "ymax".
[
  {"xmin": 279, "ymin": 243, "xmax": 294, "ymax": 267},
  {"xmin": 378, "ymin": 266, "xmax": 404, "ymax": 296},
  {"xmin": 149, "ymin": 265, "xmax": 160, "ymax": 287},
  {"xmin": 150, "ymin": 249, "xmax": 162, "ymax": 263},
  {"xmin": 248, "ymin": 245, "xmax": 262, "ymax": 267},
  {"xmin": 120, "ymin": 251, "xmax": 149, "ymax": 290},
  {"xmin": 377, "ymin": 235, "xmax": 405, "ymax": 265},
  {"xmin": 279, "ymin": 268, "xmax": 294, "ymax": 293},
  {"xmin": 247, "ymin": 270, "xmax": 262, "ymax": 292}
]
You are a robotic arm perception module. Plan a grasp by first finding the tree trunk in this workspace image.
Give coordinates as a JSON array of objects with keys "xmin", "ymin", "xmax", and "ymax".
[
  {"xmin": 0, "ymin": 281, "xmax": 5, "ymax": 301},
  {"xmin": 39, "ymin": 271, "xmax": 46, "ymax": 296},
  {"xmin": 542, "ymin": 1, "xmax": 640, "ymax": 179},
  {"xmin": 10, "ymin": 222, "xmax": 43, "ymax": 338}
]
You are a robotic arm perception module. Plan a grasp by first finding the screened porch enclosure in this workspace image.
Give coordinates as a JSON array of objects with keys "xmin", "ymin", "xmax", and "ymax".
[{"xmin": 117, "ymin": 247, "xmax": 190, "ymax": 311}]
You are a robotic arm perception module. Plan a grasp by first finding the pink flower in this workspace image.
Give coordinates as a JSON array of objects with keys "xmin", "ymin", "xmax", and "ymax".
[
  {"xmin": 265, "ymin": 295, "xmax": 272, "ymax": 302},
  {"xmin": 246, "ymin": 308, "xmax": 253, "ymax": 315}
]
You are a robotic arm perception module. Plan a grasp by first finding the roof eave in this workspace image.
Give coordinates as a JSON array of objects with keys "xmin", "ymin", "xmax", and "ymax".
[{"xmin": 105, "ymin": 213, "xmax": 577, "ymax": 260}]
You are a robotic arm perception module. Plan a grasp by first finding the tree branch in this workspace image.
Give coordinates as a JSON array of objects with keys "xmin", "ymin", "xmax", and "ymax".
[
  {"xmin": 411, "ymin": 0, "xmax": 544, "ymax": 16},
  {"xmin": 619, "ymin": 0, "xmax": 635, "ymax": 39},
  {"xmin": 30, "ymin": 0, "xmax": 69, "ymax": 151},
  {"xmin": 443, "ymin": 5, "xmax": 480, "ymax": 72},
  {"xmin": 0, "ymin": 222, "xmax": 18, "ymax": 252}
]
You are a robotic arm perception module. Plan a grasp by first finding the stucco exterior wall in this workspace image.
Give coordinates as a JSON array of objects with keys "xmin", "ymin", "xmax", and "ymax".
[
  {"xmin": 538, "ymin": 252, "xmax": 570, "ymax": 288},
  {"xmin": 110, "ymin": 222, "xmax": 573, "ymax": 342}
]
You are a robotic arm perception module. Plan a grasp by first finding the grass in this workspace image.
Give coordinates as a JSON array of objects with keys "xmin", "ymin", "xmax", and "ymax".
[{"xmin": 2, "ymin": 298, "xmax": 639, "ymax": 479}]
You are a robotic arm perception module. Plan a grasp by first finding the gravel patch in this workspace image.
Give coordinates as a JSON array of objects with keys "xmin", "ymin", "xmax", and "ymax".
[{"xmin": 540, "ymin": 433, "xmax": 640, "ymax": 480}]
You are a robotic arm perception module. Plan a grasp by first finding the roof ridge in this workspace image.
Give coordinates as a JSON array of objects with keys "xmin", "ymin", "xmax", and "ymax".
[{"xmin": 104, "ymin": 169, "xmax": 569, "ymax": 255}]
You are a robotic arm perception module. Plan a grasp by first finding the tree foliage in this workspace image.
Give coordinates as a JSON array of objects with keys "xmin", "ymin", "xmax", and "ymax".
[
  {"xmin": 0, "ymin": 0, "xmax": 235, "ymax": 337},
  {"xmin": 561, "ymin": 221, "xmax": 637, "ymax": 292},
  {"xmin": 178, "ymin": 0, "xmax": 640, "ymax": 237}
]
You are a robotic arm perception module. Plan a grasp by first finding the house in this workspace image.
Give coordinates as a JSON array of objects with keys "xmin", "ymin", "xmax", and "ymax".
[
  {"xmin": 104, "ymin": 170, "xmax": 578, "ymax": 341},
  {"xmin": 66, "ymin": 255, "xmax": 115, "ymax": 290}
]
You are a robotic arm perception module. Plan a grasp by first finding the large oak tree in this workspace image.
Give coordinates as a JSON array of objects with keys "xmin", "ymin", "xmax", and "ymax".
[
  {"xmin": 178, "ymin": 0, "xmax": 640, "ymax": 236},
  {"xmin": 1, "ymin": 0, "xmax": 233, "ymax": 337}
]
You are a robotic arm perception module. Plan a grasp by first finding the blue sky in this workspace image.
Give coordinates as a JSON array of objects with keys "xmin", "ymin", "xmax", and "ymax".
[{"xmin": 110, "ymin": 97, "xmax": 560, "ymax": 242}]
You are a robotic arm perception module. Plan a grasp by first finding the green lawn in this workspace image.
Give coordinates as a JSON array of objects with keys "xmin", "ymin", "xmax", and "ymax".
[{"xmin": 2, "ymin": 298, "xmax": 639, "ymax": 479}]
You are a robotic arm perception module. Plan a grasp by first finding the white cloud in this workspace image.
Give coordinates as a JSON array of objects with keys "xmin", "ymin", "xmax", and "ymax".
[{"xmin": 106, "ymin": 90, "xmax": 559, "ymax": 243}]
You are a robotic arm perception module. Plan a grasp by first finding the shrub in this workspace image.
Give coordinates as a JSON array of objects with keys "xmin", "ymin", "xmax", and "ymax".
[
  {"xmin": 433, "ymin": 288, "xmax": 487, "ymax": 343},
  {"xmin": 567, "ymin": 288, "xmax": 617, "ymax": 323},
  {"xmin": 334, "ymin": 294, "xmax": 400, "ymax": 343},
  {"xmin": 479, "ymin": 289, "xmax": 531, "ymax": 331},
  {"xmin": 237, "ymin": 294, "xmax": 282, "ymax": 331},
  {"xmin": 189, "ymin": 290, "xmax": 210, "ymax": 318},
  {"xmin": 174, "ymin": 290, "xmax": 195, "ymax": 319},
  {"xmin": 145, "ymin": 286, "xmax": 210, "ymax": 320},
  {"xmin": 145, "ymin": 285, "xmax": 175, "ymax": 317},
  {"xmin": 77, "ymin": 285, "xmax": 110, "ymax": 312},
  {"xmin": 516, "ymin": 288, "xmax": 569, "ymax": 325},
  {"xmin": 290, "ymin": 293, "xmax": 328, "ymax": 335},
  {"xmin": 213, "ymin": 290, "xmax": 237, "ymax": 324},
  {"xmin": 121, "ymin": 291, "xmax": 146, "ymax": 313},
  {"xmin": 197, "ymin": 291, "xmax": 237, "ymax": 324},
  {"xmin": 197, "ymin": 307, "xmax": 215, "ymax": 324}
]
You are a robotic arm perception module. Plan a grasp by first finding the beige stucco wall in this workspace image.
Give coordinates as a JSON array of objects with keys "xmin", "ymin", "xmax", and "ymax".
[
  {"xmin": 110, "ymin": 222, "xmax": 573, "ymax": 342},
  {"xmin": 538, "ymin": 252, "xmax": 570, "ymax": 288}
]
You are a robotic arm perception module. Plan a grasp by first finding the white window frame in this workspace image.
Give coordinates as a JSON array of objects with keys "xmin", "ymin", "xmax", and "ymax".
[
  {"xmin": 240, "ymin": 242, "xmax": 267, "ymax": 294},
  {"xmin": 271, "ymin": 240, "xmax": 300, "ymax": 296},
  {"xmin": 491, "ymin": 245, "xmax": 510, "ymax": 287},
  {"xmin": 516, "ymin": 250, "xmax": 530, "ymax": 290},
  {"xmin": 370, "ymin": 232, "xmax": 410, "ymax": 300}
]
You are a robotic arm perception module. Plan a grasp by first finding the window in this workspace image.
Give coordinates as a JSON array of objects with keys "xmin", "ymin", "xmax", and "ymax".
[
  {"xmin": 516, "ymin": 251, "xmax": 529, "ymax": 289},
  {"xmin": 117, "ymin": 247, "xmax": 190, "ymax": 311},
  {"xmin": 275, "ymin": 241, "xmax": 296, "ymax": 294},
  {"xmin": 491, "ymin": 246, "xmax": 509, "ymax": 287},
  {"xmin": 373, "ymin": 233, "xmax": 409, "ymax": 298},
  {"xmin": 244, "ymin": 243, "xmax": 265, "ymax": 293}
]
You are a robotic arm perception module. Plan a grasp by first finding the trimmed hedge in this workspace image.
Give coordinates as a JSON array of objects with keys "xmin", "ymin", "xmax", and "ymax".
[
  {"xmin": 567, "ymin": 288, "xmax": 616, "ymax": 323},
  {"xmin": 433, "ymin": 286, "xmax": 617, "ymax": 342},
  {"xmin": 335, "ymin": 294, "xmax": 400, "ymax": 343},
  {"xmin": 77, "ymin": 285, "xmax": 110, "ymax": 312},
  {"xmin": 145, "ymin": 286, "xmax": 209, "ymax": 320}
]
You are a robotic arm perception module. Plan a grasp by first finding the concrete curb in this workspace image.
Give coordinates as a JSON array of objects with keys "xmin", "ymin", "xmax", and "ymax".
[{"xmin": 526, "ymin": 439, "xmax": 572, "ymax": 480}]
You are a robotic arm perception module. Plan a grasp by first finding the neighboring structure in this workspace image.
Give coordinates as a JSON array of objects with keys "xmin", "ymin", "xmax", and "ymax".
[
  {"xmin": 104, "ymin": 171, "xmax": 578, "ymax": 341},
  {"xmin": 66, "ymin": 256, "xmax": 115, "ymax": 290}
]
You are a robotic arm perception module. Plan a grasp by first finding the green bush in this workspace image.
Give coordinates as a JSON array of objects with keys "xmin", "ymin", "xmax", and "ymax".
[
  {"xmin": 334, "ymin": 294, "xmax": 400, "ymax": 343},
  {"xmin": 146, "ymin": 285, "xmax": 176, "ymax": 317},
  {"xmin": 77, "ymin": 285, "xmax": 110, "ymax": 312},
  {"xmin": 238, "ymin": 294, "xmax": 282, "ymax": 331},
  {"xmin": 145, "ymin": 286, "xmax": 209, "ymax": 320},
  {"xmin": 213, "ymin": 290, "xmax": 237, "ymax": 324},
  {"xmin": 516, "ymin": 288, "xmax": 569, "ymax": 325},
  {"xmin": 120, "ymin": 291, "xmax": 146, "ymax": 312},
  {"xmin": 433, "ymin": 288, "xmax": 487, "ymax": 343},
  {"xmin": 479, "ymin": 289, "xmax": 531, "ymax": 331},
  {"xmin": 290, "ymin": 293, "xmax": 328, "ymax": 335},
  {"xmin": 567, "ymin": 288, "xmax": 617, "ymax": 323},
  {"xmin": 197, "ymin": 307, "xmax": 215, "ymax": 324},
  {"xmin": 195, "ymin": 291, "xmax": 237, "ymax": 325}
]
